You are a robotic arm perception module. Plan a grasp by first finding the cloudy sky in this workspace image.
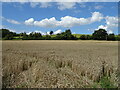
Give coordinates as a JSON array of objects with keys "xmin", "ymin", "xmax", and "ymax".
[{"xmin": 1, "ymin": 2, "xmax": 118, "ymax": 35}]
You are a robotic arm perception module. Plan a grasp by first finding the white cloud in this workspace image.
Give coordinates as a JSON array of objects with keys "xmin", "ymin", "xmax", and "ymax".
[
  {"xmin": 46, "ymin": 31, "xmax": 50, "ymax": 35},
  {"xmin": 2, "ymin": 27, "xmax": 17, "ymax": 32},
  {"xmin": 105, "ymin": 16, "xmax": 118, "ymax": 28},
  {"xmin": 2, "ymin": 26, "xmax": 27, "ymax": 33},
  {"xmin": 96, "ymin": 25, "xmax": 112, "ymax": 34},
  {"xmin": 35, "ymin": 30, "xmax": 46, "ymax": 35},
  {"xmin": 26, "ymin": 30, "xmax": 62, "ymax": 35},
  {"xmin": 94, "ymin": 5, "xmax": 103, "ymax": 10},
  {"xmin": 105, "ymin": 16, "xmax": 118, "ymax": 34},
  {"xmin": 107, "ymin": 30, "xmax": 113, "ymax": 34},
  {"xmin": 26, "ymin": 30, "xmax": 46, "ymax": 35},
  {"xmin": 40, "ymin": 2, "xmax": 51, "ymax": 8},
  {"xmin": 34, "ymin": 29, "xmax": 62, "ymax": 35},
  {"xmin": 30, "ymin": 2, "xmax": 51, "ymax": 8},
  {"xmin": 54, "ymin": 29, "xmax": 62, "ymax": 34},
  {"xmin": 25, "ymin": 18, "xmax": 34, "ymax": 25},
  {"xmin": 6, "ymin": 19, "xmax": 20, "ymax": 24},
  {"xmin": 0, "ymin": 0, "xmax": 119, "ymax": 2},
  {"xmin": 59, "ymin": 16, "xmax": 89, "ymax": 27},
  {"xmin": 60, "ymin": 12, "xmax": 103, "ymax": 27},
  {"xmin": 97, "ymin": 25, "xmax": 108, "ymax": 30},
  {"xmin": 57, "ymin": 2, "xmax": 76, "ymax": 10},
  {"xmin": 2, "ymin": 16, "xmax": 20, "ymax": 24},
  {"xmin": 24, "ymin": 12, "xmax": 104, "ymax": 28},
  {"xmin": 34, "ymin": 17, "xmax": 58, "ymax": 28},
  {"xmin": 96, "ymin": 16, "xmax": 118, "ymax": 34},
  {"xmin": 28, "ymin": 2, "xmax": 77, "ymax": 10},
  {"xmin": 9, "ymin": 29, "xmax": 16, "ymax": 32},
  {"xmin": 90, "ymin": 12, "xmax": 103, "ymax": 22},
  {"xmin": 26, "ymin": 32, "xmax": 31, "ymax": 35},
  {"xmin": 30, "ymin": 2, "xmax": 39, "ymax": 8}
]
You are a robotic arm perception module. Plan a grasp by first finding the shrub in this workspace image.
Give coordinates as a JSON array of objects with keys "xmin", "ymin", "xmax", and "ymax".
[{"xmin": 107, "ymin": 34, "xmax": 115, "ymax": 41}]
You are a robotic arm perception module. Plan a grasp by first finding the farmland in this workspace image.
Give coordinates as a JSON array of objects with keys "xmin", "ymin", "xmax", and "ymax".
[{"xmin": 2, "ymin": 40, "xmax": 118, "ymax": 88}]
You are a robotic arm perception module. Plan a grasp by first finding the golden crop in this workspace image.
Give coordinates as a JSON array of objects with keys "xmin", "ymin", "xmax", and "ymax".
[{"xmin": 2, "ymin": 40, "xmax": 118, "ymax": 88}]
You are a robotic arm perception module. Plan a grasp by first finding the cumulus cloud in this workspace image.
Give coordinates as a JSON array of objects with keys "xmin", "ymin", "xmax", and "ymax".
[
  {"xmin": 54, "ymin": 29, "xmax": 62, "ymax": 34},
  {"xmin": 26, "ymin": 30, "xmax": 46, "ymax": 35},
  {"xmin": 26, "ymin": 29, "xmax": 62, "ymax": 35},
  {"xmin": 97, "ymin": 25, "xmax": 108, "ymax": 30},
  {"xmin": 96, "ymin": 16, "xmax": 118, "ymax": 34},
  {"xmin": 24, "ymin": 12, "xmax": 104, "ymax": 28},
  {"xmin": 34, "ymin": 17, "xmax": 58, "ymax": 28},
  {"xmin": 35, "ymin": 30, "xmax": 46, "ymax": 35},
  {"xmin": 105, "ymin": 16, "xmax": 118, "ymax": 34},
  {"xmin": 90, "ymin": 12, "xmax": 103, "ymax": 22},
  {"xmin": 46, "ymin": 29, "xmax": 62, "ymax": 35},
  {"xmin": 105, "ymin": 16, "xmax": 118, "ymax": 28},
  {"xmin": 26, "ymin": 32, "xmax": 31, "ymax": 35},
  {"xmin": 25, "ymin": 18, "xmax": 34, "ymax": 25}
]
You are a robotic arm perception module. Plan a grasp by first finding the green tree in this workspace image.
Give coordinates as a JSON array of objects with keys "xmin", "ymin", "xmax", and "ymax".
[
  {"xmin": 45, "ymin": 35, "xmax": 51, "ymax": 40},
  {"xmin": 22, "ymin": 32, "xmax": 28, "ymax": 40},
  {"xmin": 56, "ymin": 29, "xmax": 76, "ymax": 40},
  {"xmin": 80, "ymin": 35, "xmax": 86, "ymax": 40},
  {"xmin": 1, "ymin": 29, "xmax": 11, "ymax": 38},
  {"xmin": 0, "ymin": 29, "xmax": 16, "ymax": 40},
  {"xmin": 92, "ymin": 29, "xmax": 108, "ymax": 40},
  {"xmin": 86, "ymin": 35, "xmax": 92, "ymax": 40},
  {"xmin": 4, "ymin": 34, "xmax": 13, "ymax": 40},
  {"xmin": 115, "ymin": 35, "xmax": 120, "ymax": 41},
  {"xmin": 107, "ymin": 33, "xmax": 115, "ymax": 41},
  {"xmin": 33, "ymin": 32, "xmax": 42, "ymax": 39},
  {"xmin": 20, "ymin": 33, "xmax": 24, "ymax": 36},
  {"xmin": 65, "ymin": 29, "xmax": 72, "ymax": 35},
  {"xmin": 50, "ymin": 31, "xmax": 53, "ymax": 35}
]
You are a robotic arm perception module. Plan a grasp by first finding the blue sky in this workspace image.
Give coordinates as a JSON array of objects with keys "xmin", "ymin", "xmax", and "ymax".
[{"xmin": 1, "ymin": 2, "xmax": 118, "ymax": 34}]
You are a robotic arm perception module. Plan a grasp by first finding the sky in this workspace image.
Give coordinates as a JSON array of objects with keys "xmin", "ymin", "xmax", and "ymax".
[{"xmin": 1, "ymin": 2, "xmax": 118, "ymax": 35}]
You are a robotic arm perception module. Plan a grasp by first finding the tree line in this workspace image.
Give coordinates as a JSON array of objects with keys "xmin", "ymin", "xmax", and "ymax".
[{"xmin": 0, "ymin": 28, "xmax": 120, "ymax": 41}]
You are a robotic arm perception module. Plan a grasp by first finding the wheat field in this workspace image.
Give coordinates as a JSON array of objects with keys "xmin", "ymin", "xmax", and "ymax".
[{"xmin": 2, "ymin": 40, "xmax": 118, "ymax": 88}]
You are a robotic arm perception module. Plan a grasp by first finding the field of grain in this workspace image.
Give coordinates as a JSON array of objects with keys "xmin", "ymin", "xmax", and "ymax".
[{"xmin": 2, "ymin": 40, "xmax": 118, "ymax": 88}]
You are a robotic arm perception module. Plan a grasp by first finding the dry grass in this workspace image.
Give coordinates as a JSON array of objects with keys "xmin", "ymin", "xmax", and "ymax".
[{"xmin": 2, "ymin": 40, "xmax": 118, "ymax": 88}]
